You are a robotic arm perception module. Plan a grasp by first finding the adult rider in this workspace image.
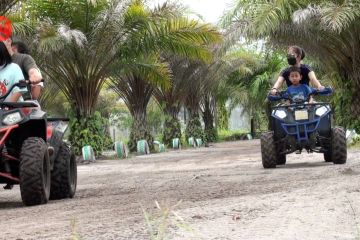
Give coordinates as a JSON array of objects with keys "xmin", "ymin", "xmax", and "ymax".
[
  {"xmin": 270, "ymin": 45, "xmax": 325, "ymax": 95},
  {"xmin": 3, "ymin": 37, "xmax": 43, "ymax": 100}
]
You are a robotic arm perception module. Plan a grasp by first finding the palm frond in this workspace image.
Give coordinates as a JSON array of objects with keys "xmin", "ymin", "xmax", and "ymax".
[{"xmin": 319, "ymin": 1, "xmax": 360, "ymax": 33}]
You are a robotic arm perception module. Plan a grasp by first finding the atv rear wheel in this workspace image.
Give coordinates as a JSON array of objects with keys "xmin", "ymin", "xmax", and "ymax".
[
  {"xmin": 331, "ymin": 127, "xmax": 347, "ymax": 164},
  {"xmin": 20, "ymin": 137, "xmax": 50, "ymax": 206},
  {"xmin": 276, "ymin": 154, "xmax": 286, "ymax": 165},
  {"xmin": 50, "ymin": 142, "xmax": 77, "ymax": 200},
  {"xmin": 261, "ymin": 132, "xmax": 277, "ymax": 168}
]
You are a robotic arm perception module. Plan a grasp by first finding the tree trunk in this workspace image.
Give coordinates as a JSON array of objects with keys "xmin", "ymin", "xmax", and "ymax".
[
  {"xmin": 202, "ymin": 99, "xmax": 218, "ymax": 143},
  {"xmin": 185, "ymin": 110, "xmax": 204, "ymax": 141},
  {"xmin": 216, "ymin": 101, "xmax": 229, "ymax": 130},
  {"xmin": 128, "ymin": 110, "xmax": 154, "ymax": 152},
  {"xmin": 250, "ymin": 117, "xmax": 255, "ymax": 138},
  {"xmin": 162, "ymin": 114, "xmax": 181, "ymax": 146}
]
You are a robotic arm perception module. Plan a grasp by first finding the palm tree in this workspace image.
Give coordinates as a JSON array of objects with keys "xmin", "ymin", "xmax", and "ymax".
[
  {"xmin": 110, "ymin": 1, "xmax": 222, "ymax": 151},
  {"xmin": 153, "ymin": 56, "xmax": 193, "ymax": 146},
  {"xmin": 222, "ymin": 0, "xmax": 360, "ymax": 131}
]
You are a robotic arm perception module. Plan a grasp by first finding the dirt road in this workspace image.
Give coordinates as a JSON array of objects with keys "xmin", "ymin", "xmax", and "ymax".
[{"xmin": 1, "ymin": 140, "xmax": 360, "ymax": 240}]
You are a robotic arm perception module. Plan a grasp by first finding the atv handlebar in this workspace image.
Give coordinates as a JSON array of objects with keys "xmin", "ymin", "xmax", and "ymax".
[
  {"xmin": 268, "ymin": 87, "xmax": 333, "ymax": 102},
  {"xmin": 0, "ymin": 79, "xmax": 44, "ymax": 101}
]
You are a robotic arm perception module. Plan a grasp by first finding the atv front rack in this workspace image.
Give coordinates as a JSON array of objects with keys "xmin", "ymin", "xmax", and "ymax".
[{"xmin": 272, "ymin": 102, "xmax": 330, "ymax": 109}]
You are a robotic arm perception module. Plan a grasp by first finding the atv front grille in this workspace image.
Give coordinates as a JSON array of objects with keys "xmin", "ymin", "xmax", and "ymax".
[{"xmin": 281, "ymin": 119, "xmax": 320, "ymax": 143}]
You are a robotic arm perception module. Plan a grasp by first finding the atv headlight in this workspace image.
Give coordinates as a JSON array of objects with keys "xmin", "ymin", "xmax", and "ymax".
[
  {"xmin": 3, "ymin": 112, "xmax": 23, "ymax": 125},
  {"xmin": 315, "ymin": 106, "xmax": 329, "ymax": 117},
  {"xmin": 274, "ymin": 110, "xmax": 287, "ymax": 119}
]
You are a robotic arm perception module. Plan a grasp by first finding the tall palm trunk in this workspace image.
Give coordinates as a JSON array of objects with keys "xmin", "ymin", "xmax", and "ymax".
[
  {"xmin": 185, "ymin": 108, "xmax": 203, "ymax": 141},
  {"xmin": 202, "ymin": 96, "xmax": 217, "ymax": 142},
  {"xmin": 112, "ymin": 75, "xmax": 154, "ymax": 152},
  {"xmin": 162, "ymin": 105, "xmax": 182, "ymax": 146},
  {"xmin": 216, "ymin": 101, "xmax": 229, "ymax": 130},
  {"xmin": 129, "ymin": 108, "xmax": 154, "ymax": 152}
]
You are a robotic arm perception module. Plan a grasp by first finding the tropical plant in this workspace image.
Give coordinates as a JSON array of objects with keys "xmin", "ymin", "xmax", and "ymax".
[
  {"xmin": 110, "ymin": 1, "xmax": 221, "ymax": 151},
  {"xmin": 153, "ymin": 56, "xmax": 196, "ymax": 145},
  {"xmin": 69, "ymin": 111, "xmax": 112, "ymax": 156}
]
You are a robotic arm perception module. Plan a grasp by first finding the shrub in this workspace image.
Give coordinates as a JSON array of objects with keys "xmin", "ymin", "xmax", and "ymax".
[{"xmin": 69, "ymin": 112, "xmax": 113, "ymax": 156}]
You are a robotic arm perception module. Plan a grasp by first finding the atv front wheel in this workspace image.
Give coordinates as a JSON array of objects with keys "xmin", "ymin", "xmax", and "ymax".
[
  {"xmin": 50, "ymin": 142, "xmax": 77, "ymax": 200},
  {"xmin": 261, "ymin": 132, "xmax": 277, "ymax": 168},
  {"xmin": 331, "ymin": 127, "xmax": 347, "ymax": 164},
  {"xmin": 20, "ymin": 137, "xmax": 50, "ymax": 206},
  {"xmin": 324, "ymin": 152, "xmax": 332, "ymax": 162}
]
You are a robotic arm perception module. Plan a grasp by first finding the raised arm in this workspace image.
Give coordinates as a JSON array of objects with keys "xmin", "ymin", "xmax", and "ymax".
[
  {"xmin": 9, "ymin": 64, "xmax": 27, "ymax": 102},
  {"xmin": 308, "ymin": 71, "xmax": 324, "ymax": 90},
  {"xmin": 28, "ymin": 67, "xmax": 42, "ymax": 84},
  {"xmin": 23, "ymin": 55, "xmax": 43, "ymax": 99},
  {"xmin": 270, "ymin": 76, "xmax": 285, "ymax": 95}
]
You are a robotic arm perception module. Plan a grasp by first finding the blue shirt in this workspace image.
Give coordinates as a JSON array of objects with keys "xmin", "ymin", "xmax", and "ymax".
[
  {"xmin": 287, "ymin": 84, "xmax": 312, "ymax": 102},
  {"xmin": 280, "ymin": 64, "xmax": 313, "ymax": 87},
  {"xmin": 0, "ymin": 63, "xmax": 27, "ymax": 102}
]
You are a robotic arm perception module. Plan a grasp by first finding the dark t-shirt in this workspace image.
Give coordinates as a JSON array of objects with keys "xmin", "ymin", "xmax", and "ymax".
[
  {"xmin": 280, "ymin": 64, "xmax": 313, "ymax": 87},
  {"xmin": 11, "ymin": 53, "xmax": 38, "ymax": 81}
]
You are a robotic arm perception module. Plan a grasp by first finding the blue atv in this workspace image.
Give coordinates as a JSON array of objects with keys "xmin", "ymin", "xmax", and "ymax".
[{"xmin": 261, "ymin": 87, "xmax": 347, "ymax": 168}]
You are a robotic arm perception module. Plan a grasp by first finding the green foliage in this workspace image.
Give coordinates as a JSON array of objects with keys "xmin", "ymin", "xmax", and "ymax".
[
  {"xmin": 26, "ymin": 0, "xmax": 108, "ymax": 33},
  {"xmin": 218, "ymin": 129, "xmax": 249, "ymax": 142},
  {"xmin": 204, "ymin": 126, "xmax": 218, "ymax": 143},
  {"xmin": 332, "ymin": 81, "xmax": 360, "ymax": 133},
  {"xmin": 185, "ymin": 114, "xmax": 204, "ymax": 142},
  {"xmin": 95, "ymin": 88, "xmax": 123, "ymax": 118},
  {"xmin": 69, "ymin": 112, "xmax": 112, "ymax": 156},
  {"xmin": 128, "ymin": 119, "xmax": 154, "ymax": 153},
  {"xmin": 147, "ymin": 100, "xmax": 165, "ymax": 136},
  {"xmin": 162, "ymin": 116, "xmax": 182, "ymax": 146},
  {"xmin": 349, "ymin": 136, "xmax": 360, "ymax": 149},
  {"xmin": 217, "ymin": 102, "xmax": 229, "ymax": 130}
]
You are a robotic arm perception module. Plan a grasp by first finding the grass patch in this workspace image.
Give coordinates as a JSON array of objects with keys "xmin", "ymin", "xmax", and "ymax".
[
  {"xmin": 70, "ymin": 219, "xmax": 81, "ymax": 240},
  {"xmin": 142, "ymin": 200, "xmax": 198, "ymax": 240},
  {"xmin": 218, "ymin": 129, "xmax": 250, "ymax": 142},
  {"xmin": 349, "ymin": 136, "xmax": 360, "ymax": 149}
]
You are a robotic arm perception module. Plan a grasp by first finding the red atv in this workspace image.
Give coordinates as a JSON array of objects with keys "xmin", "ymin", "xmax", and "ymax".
[{"xmin": 0, "ymin": 81, "xmax": 77, "ymax": 206}]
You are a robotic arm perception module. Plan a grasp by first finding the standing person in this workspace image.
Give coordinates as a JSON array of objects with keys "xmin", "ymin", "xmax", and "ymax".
[
  {"xmin": 270, "ymin": 46, "xmax": 324, "ymax": 95},
  {"xmin": 0, "ymin": 41, "xmax": 27, "ymax": 102},
  {"xmin": 2, "ymin": 37, "xmax": 43, "ymax": 100}
]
